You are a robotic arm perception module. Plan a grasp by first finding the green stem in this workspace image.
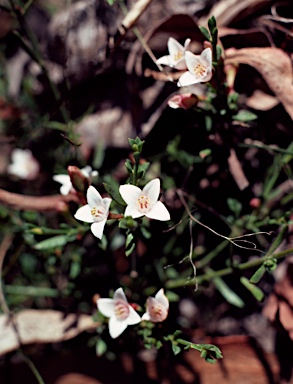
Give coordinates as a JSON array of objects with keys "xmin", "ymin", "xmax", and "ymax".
[
  {"xmin": 20, "ymin": 352, "xmax": 46, "ymax": 384},
  {"xmin": 165, "ymin": 246, "xmax": 293, "ymax": 289}
]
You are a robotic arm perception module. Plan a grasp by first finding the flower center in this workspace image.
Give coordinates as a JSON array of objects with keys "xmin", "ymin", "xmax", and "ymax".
[
  {"xmin": 173, "ymin": 51, "xmax": 183, "ymax": 61},
  {"xmin": 137, "ymin": 195, "xmax": 151, "ymax": 213},
  {"xmin": 114, "ymin": 301, "xmax": 130, "ymax": 320},
  {"xmin": 193, "ymin": 63, "xmax": 207, "ymax": 77},
  {"xmin": 149, "ymin": 302, "xmax": 168, "ymax": 322},
  {"xmin": 91, "ymin": 206, "xmax": 106, "ymax": 222}
]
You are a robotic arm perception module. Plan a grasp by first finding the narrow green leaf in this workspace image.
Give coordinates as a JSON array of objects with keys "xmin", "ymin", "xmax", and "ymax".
[
  {"xmin": 267, "ymin": 225, "xmax": 288, "ymax": 255},
  {"xmin": 232, "ymin": 110, "xmax": 258, "ymax": 122},
  {"xmin": 249, "ymin": 264, "xmax": 266, "ymax": 284},
  {"xmin": 34, "ymin": 235, "xmax": 71, "ymax": 250},
  {"xmin": 199, "ymin": 26, "xmax": 211, "ymax": 42},
  {"xmin": 172, "ymin": 344, "xmax": 181, "ymax": 355},
  {"xmin": 125, "ymin": 243, "xmax": 135, "ymax": 257},
  {"xmin": 96, "ymin": 339, "xmax": 107, "ymax": 356},
  {"xmin": 103, "ymin": 182, "xmax": 126, "ymax": 206},
  {"xmin": 208, "ymin": 16, "xmax": 217, "ymax": 32},
  {"xmin": 126, "ymin": 232, "xmax": 134, "ymax": 249},
  {"xmin": 240, "ymin": 277, "xmax": 265, "ymax": 302},
  {"xmin": 213, "ymin": 275, "xmax": 245, "ymax": 308}
]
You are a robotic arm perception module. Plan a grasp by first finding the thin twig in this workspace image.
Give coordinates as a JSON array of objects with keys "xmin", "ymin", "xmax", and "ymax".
[{"xmin": 177, "ymin": 189, "xmax": 266, "ymax": 253}]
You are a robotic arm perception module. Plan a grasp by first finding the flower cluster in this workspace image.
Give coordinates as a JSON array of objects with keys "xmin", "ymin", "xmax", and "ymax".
[
  {"xmin": 97, "ymin": 288, "xmax": 169, "ymax": 338},
  {"xmin": 74, "ymin": 178, "xmax": 170, "ymax": 240},
  {"xmin": 157, "ymin": 37, "xmax": 213, "ymax": 87}
]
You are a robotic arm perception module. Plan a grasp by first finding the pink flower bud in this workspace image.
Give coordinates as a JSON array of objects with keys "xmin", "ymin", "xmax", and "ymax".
[{"xmin": 168, "ymin": 93, "xmax": 198, "ymax": 110}]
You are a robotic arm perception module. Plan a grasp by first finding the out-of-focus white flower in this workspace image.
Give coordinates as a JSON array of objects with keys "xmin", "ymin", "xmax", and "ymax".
[
  {"xmin": 178, "ymin": 48, "xmax": 212, "ymax": 87},
  {"xmin": 53, "ymin": 166, "xmax": 98, "ymax": 195},
  {"xmin": 7, "ymin": 148, "xmax": 40, "ymax": 180},
  {"xmin": 119, "ymin": 178, "xmax": 170, "ymax": 221},
  {"xmin": 142, "ymin": 289, "xmax": 169, "ymax": 323},
  {"xmin": 74, "ymin": 186, "xmax": 111, "ymax": 240},
  {"xmin": 168, "ymin": 93, "xmax": 198, "ymax": 109},
  {"xmin": 157, "ymin": 37, "xmax": 191, "ymax": 70},
  {"xmin": 97, "ymin": 287, "xmax": 141, "ymax": 338}
]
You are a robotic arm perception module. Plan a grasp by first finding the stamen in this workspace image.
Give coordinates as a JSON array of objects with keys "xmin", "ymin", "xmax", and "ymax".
[
  {"xmin": 173, "ymin": 51, "xmax": 183, "ymax": 61},
  {"xmin": 137, "ymin": 196, "xmax": 150, "ymax": 213},
  {"xmin": 114, "ymin": 301, "xmax": 129, "ymax": 320},
  {"xmin": 194, "ymin": 63, "xmax": 206, "ymax": 77},
  {"xmin": 91, "ymin": 206, "xmax": 105, "ymax": 221}
]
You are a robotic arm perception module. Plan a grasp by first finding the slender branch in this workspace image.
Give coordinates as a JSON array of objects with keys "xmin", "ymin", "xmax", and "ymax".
[{"xmin": 165, "ymin": 246, "xmax": 293, "ymax": 289}]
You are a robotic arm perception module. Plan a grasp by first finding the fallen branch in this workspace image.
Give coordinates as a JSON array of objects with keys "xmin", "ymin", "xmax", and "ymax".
[{"xmin": 0, "ymin": 188, "xmax": 79, "ymax": 212}]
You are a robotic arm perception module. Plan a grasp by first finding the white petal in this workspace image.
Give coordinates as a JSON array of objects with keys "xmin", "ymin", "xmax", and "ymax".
[
  {"xmin": 201, "ymin": 47, "xmax": 212, "ymax": 67},
  {"xmin": 185, "ymin": 51, "xmax": 206, "ymax": 76},
  {"xmin": 127, "ymin": 307, "xmax": 141, "ymax": 325},
  {"xmin": 108, "ymin": 316, "xmax": 128, "ymax": 338},
  {"xmin": 53, "ymin": 174, "xmax": 70, "ymax": 185},
  {"xmin": 174, "ymin": 58, "xmax": 187, "ymax": 70},
  {"xmin": 184, "ymin": 38, "xmax": 191, "ymax": 50},
  {"xmin": 142, "ymin": 312, "xmax": 151, "ymax": 321},
  {"xmin": 74, "ymin": 205, "xmax": 94, "ymax": 223},
  {"xmin": 156, "ymin": 55, "xmax": 173, "ymax": 66},
  {"xmin": 143, "ymin": 178, "xmax": 160, "ymax": 204},
  {"xmin": 60, "ymin": 183, "xmax": 72, "ymax": 195},
  {"xmin": 87, "ymin": 186, "xmax": 103, "ymax": 208},
  {"xmin": 177, "ymin": 71, "xmax": 199, "ymax": 87},
  {"xmin": 155, "ymin": 289, "xmax": 169, "ymax": 309},
  {"xmin": 81, "ymin": 166, "xmax": 92, "ymax": 177},
  {"xmin": 97, "ymin": 298, "xmax": 115, "ymax": 317},
  {"xmin": 146, "ymin": 201, "xmax": 170, "ymax": 221},
  {"xmin": 113, "ymin": 287, "xmax": 128, "ymax": 303},
  {"xmin": 124, "ymin": 205, "xmax": 144, "ymax": 219},
  {"xmin": 119, "ymin": 184, "xmax": 142, "ymax": 205},
  {"xmin": 102, "ymin": 197, "xmax": 112, "ymax": 212},
  {"xmin": 167, "ymin": 37, "xmax": 184, "ymax": 57},
  {"xmin": 91, "ymin": 220, "xmax": 106, "ymax": 239}
]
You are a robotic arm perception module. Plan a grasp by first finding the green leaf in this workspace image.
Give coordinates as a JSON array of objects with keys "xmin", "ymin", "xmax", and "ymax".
[
  {"xmin": 227, "ymin": 198, "xmax": 242, "ymax": 217},
  {"xmin": 208, "ymin": 16, "xmax": 217, "ymax": 32},
  {"xmin": 249, "ymin": 264, "xmax": 266, "ymax": 284},
  {"xmin": 213, "ymin": 275, "xmax": 245, "ymax": 308},
  {"xmin": 126, "ymin": 232, "xmax": 134, "ymax": 249},
  {"xmin": 43, "ymin": 121, "xmax": 69, "ymax": 132},
  {"xmin": 232, "ymin": 110, "xmax": 258, "ymax": 122},
  {"xmin": 34, "ymin": 235, "xmax": 72, "ymax": 250},
  {"xmin": 199, "ymin": 26, "xmax": 211, "ymax": 42},
  {"xmin": 172, "ymin": 344, "xmax": 181, "ymax": 355},
  {"xmin": 103, "ymin": 182, "xmax": 126, "ymax": 206},
  {"xmin": 240, "ymin": 277, "xmax": 264, "ymax": 302},
  {"xmin": 266, "ymin": 225, "xmax": 288, "ymax": 255},
  {"xmin": 96, "ymin": 338, "xmax": 107, "ymax": 356},
  {"xmin": 140, "ymin": 226, "xmax": 151, "ymax": 239},
  {"xmin": 211, "ymin": 27, "xmax": 218, "ymax": 44},
  {"xmin": 216, "ymin": 45, "xmax": 222, "ymax": 61},
  {"xmin": 125, "ymin": 242, "xmax": 135, "ymax": 257}
]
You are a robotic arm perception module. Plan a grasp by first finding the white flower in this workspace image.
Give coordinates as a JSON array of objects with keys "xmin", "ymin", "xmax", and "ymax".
[
  {"xmin": 142, "ymin": 289, "xmax": 169, "ymax": 323},
  {"xmin": 157, "ymin": 37, "xmax": 191, "ymax": 70},
  {"xmin": 7, "ymin": 148, "xmax": 40, "ymax": 180},
  {"xmin": 178, "ymin": 48, "xmax": 213, "ymax": 87},
  {"xmin": 119, "ymin": 178, "xmax": 170, "ymax": 221},
  {"xmin": 74, "ymin": 186, "xmax": 111, "ymax": 240},
  {"xmin": 97, "ymin": 287, "xmax": 141, "ymax": 338},
  {"xmin": 53, "ymin": 166, "xmax": 98, "ymax": 195}
]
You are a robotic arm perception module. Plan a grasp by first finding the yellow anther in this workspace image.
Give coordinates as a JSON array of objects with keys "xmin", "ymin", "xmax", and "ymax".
[{"xmin": 194, "ymin": 63, "xmax": 206, "ymax": 77}]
